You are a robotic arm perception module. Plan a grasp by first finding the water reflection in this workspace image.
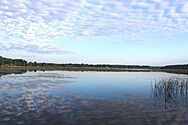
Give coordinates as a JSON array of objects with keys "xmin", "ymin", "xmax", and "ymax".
[
  {"xmin": 0, "ymin": 69, "xmax": 27, "ymax": 77},
  {"xmin": 1, "ymin": 92, "xmax": 188, "ymax": 125},
  {"xmin": 0, "ymin": 72, "xmax": 75, "ymax": 93},
  {"xmin": 0, "ymin": 71, "xmax": 188, "ymax": 125}
]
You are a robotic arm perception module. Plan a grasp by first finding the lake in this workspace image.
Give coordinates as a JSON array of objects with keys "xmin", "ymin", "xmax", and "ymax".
[{"xmin": 0, "ymin": 71, "xmax": 188, "ymax": 125}]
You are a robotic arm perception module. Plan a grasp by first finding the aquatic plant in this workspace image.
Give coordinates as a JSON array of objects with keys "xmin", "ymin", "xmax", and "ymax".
[{"xmin": 151, "ymin": 77, "xmax": 188, "ymax": 106}]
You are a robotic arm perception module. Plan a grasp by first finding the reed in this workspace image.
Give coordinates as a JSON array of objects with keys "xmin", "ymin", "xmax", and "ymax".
[{"xmin": 151, "ymin": 77, "xmax": 188, "ymax": 104}]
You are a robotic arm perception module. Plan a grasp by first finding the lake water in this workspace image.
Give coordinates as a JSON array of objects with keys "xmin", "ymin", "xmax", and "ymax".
[{"xmin": 0, "ymin": 71, "xmax": 188, "ymax": 125}]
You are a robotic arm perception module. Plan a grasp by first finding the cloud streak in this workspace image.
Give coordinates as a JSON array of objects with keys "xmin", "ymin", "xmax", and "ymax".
[
  {"xmin": 0, "ymin": 0, "xmax": 188, "ymax": 53},
  {"xmin": 0, "ymin": 41, "xmax": 72, "ymax": 54}
]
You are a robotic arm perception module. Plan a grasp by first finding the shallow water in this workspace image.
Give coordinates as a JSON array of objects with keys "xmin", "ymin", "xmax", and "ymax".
[{"xmin": 0, "ymin": 71, "xmax": 188, "ymax": 125}]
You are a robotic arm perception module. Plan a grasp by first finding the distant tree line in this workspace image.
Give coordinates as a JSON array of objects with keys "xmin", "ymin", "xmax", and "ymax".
[
  {"xmin": 59, "ymin": 63, "xmax": 154, "ymax": 69},
  {"xmin": 0, "ymin": 56, "xmax": 187, "ymax": 69},
  {"xmin": 30, "ymin": 63, "xmax": 188, "ymax": 70},
  {"xmin": 161, "ymin": 64, "xmax": 188, "ymax": 69},
  {"xmin": 0, "ymin": 56, "xmax": 27, "ymax": 66}
]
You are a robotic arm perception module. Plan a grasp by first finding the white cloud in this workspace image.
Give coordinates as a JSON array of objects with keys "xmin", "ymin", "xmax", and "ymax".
[
  {"xmin": 0, "ymin": 41, "xmax": 73, "ymax": 54},
  {"xmin": 182, "ymin": 2, "xmax": 188, "ymax": 13},
  {"xmin": 0, "ymin": 0, "xmax": 188, "ymax": 51}
]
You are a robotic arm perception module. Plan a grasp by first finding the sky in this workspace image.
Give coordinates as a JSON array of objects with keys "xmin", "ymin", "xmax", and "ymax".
[{"xmin": 0, "ymin": 0, "xmax": 188, "ymax": 65}]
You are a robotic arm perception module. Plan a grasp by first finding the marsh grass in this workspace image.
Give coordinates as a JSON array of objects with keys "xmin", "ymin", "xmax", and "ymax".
[{"xmin": 151, "ymin": 77, "xmax": 188, "ymax": 108}]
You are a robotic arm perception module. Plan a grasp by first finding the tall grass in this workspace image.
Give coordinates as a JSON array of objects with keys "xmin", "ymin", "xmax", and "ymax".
[{"xmin": 151, "ymin": 77, "xmax": 188, "ymax": 105}]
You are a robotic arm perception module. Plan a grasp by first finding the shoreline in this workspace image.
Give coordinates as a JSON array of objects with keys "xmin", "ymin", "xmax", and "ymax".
[{"xmin": 0, "ymin": 66, "xmax": 188, "ymax": 76}]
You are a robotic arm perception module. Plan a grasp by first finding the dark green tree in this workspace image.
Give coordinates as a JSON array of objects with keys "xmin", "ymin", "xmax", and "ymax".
[{"xmin": 0, "ymin": 56, "xmax": 3, "ymax": 66}]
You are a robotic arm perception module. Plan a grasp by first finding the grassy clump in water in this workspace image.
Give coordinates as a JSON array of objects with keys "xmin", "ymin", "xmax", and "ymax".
[{"xmin": 152, "ymin": 77, "xmax": 188, "ymax": 104}]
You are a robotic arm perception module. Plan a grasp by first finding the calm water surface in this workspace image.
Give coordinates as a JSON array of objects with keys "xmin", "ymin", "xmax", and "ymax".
[{"xmin": 0, "ymin": 71, "xmax": 188, "ymax": 125}]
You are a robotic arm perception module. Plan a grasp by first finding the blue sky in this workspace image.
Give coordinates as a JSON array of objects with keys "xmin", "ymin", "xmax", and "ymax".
[{"xmin": 0, "ymin": 0, "xmax": 188, "ymax": 65}]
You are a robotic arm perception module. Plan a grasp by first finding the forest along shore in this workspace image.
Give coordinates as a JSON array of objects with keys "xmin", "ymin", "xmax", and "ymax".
[{"xmin": 0, "ymin": 56, "xmax": 188, "ymax": 75}]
